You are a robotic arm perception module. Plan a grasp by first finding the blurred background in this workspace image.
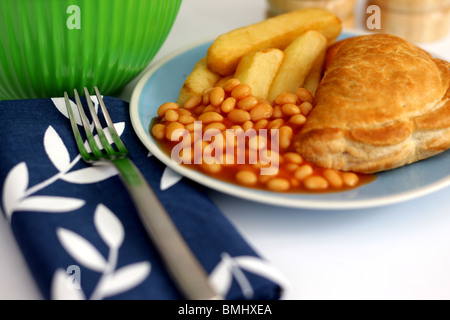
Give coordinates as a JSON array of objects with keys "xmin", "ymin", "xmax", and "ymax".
[
  {"xmin": 0, "ymin": 0, "xmax": 448, "ymax": 101},
  {"xmin": 267, "ymin": 0, "xmax": 450, "ymax": 42}
]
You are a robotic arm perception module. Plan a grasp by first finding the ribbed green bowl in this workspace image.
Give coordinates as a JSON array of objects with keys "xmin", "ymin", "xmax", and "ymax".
[{"xmin": 0, "ymin": 0, "xmax": 182, "ymax": 100}]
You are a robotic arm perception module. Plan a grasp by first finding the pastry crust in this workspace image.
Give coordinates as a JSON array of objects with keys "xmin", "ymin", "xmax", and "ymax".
[{"xmin": 294, "ymin": 34, "xmax": 450, "ymax": 173}]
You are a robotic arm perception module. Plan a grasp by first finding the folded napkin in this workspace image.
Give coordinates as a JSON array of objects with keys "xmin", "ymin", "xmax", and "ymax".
[{"xmin": 0, "ymin": 97, "xmax": 287, "ymax": 300}]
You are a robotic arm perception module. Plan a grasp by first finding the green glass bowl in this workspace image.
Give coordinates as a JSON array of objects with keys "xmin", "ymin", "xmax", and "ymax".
[{"xmin": 0, "ymin": 0, "xmax": 182, "ymax": 100}]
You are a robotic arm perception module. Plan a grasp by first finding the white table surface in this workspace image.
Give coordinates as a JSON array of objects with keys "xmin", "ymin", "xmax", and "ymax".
[{"xmin": 1, "ymin": 0, "xmax": 450, "ymax": 300}]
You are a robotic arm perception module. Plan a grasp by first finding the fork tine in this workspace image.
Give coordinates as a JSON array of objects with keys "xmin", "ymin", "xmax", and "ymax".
[
  {"xmin": 64, "ymin": 92, "xmax": 91, "ymax": 160},
  {"xmin": 83, "ymin": 87, "xmax": 116, "ymax": 155},
  {"xmin": 94, "ymin": 86, "xmax": 128, "ymax": 154},
  {"xmin": 73, "ymin": 89, "xmax": 103, "ymax": 158}
]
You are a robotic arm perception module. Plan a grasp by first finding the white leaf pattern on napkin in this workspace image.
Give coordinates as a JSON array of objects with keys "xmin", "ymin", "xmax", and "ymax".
[
  {"xmin": 52, "ymin": 205, "xmax": 152, "ymax": 300},
  {"xmin": 1, "ymin": 105, "xmax": 127, "ymax": 221},
  {"xmin": 97, "ymin": 262, "xmax": 151, "ymax": 298},
  {"xmin": 57, "ymin": 228, "xmax": 107, "ymax": 273},
  {"xmin": 209, "ymin": 256, "xmax": 233, "ymax": 298},
  {"xmin": 233, "ymin": 256, "xmax": 290, "ymax": 293},
  {"xmin": 209, "ymin": 253, "xmax": 290, "ymax": 299},
  {"xmin": 2, "ymin": 162, "xmax": 29, "ymax": 220},
  {"xmin": 160, "ymin": 167, "xmax": 183, "ymax": 191},
  {"xmin": 51, "ymin": 269, "xmax": 86, "ymax": 300},
  {"xmin": 51, "ymin": 95, "xmax": 101, "ymax": 125},
  {"xmin": 94, "ymin": 204, "xmax": 124, "ymax": 250},
  {"xmin": 61, "ymin": 166, "xmax": 118, "ymax": 184},
  {"xmin": 51, "ymin": 97, "xmax": 82, "ymax": 125},
  {"xmin": 44, "ymin": 126, "xmax": 71, "ymax": 172},
  {"xmin": 15, "ymin": 196, "xmax": 85, "ymax": 213}
]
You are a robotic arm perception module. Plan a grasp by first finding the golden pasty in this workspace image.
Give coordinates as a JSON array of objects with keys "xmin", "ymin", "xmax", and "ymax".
[{"xmin": 293, "ymin": 34, "xmax": 450, "ymax": 174}]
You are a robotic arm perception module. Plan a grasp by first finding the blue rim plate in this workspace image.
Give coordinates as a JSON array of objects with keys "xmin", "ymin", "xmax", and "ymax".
[{"xmin": 130, "ymin": 31, "xmax": 450, "ymax": 210}]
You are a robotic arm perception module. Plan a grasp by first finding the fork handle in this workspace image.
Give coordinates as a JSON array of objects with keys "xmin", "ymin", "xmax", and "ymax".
[{"xmin": 112, "ymin": 157, "xmax": 222, "ymax": 300}]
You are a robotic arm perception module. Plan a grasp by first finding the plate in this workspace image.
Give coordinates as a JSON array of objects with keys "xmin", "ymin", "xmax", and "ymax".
[{"xmin": 130, "ymin": 31, "xmax": 450, "ymax": 210}]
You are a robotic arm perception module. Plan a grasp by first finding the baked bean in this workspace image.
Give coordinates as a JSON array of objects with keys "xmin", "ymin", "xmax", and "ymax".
[
  {"xmin": 248, "ymin": 135, "xmax": 267, "ymax": 150},
  {"xmin": 216, "ymin": 76, "xmax": 232, "ymax": 88},
  {"xmin": 192, "ymin": 105, "xmax": 205, "ymax": 115},
  {"xmin": 202, "ymin": 105, "xmax": 220, "ymax": 113},
  {"xmin": 286, "ymin": 163, "xmax": 299, "ymax": 172},
  {"xmin": 151, "ymin": 123, "xmax": 166, "ymax": 140},
  {"xmin": 254, "ymin": 119, "xmax": 269, "ymax": 130},
  {"xmin": 258, "ymin": 98, "xmax": 271, "ymax": 105},
  {"xmin": 294, "ymin": 165, "xmax": 313, "ymax": 180},
  {"xmin": 231, "ymin": 84, "xmax": 251, "ymax": 99},
  {"xmin": 272, "ymin": 105, "xmax": 284, "ymax": 118},
  {"xmin": 237, "ymin": 96, "xmax": 259, "ymax": 111},
  {"xmin": 185, "ymin": 123, "xmax": 195, "ymax": 133},
  {"xmin": 259, "ymin": 174, "xmax": 272, "ymax": 184},
  {"xmin": 223, "ymin": 78, "xmax": 241, "ymax": 92},
  {"xmin": 165, "ymin": 122, "xmax": 185, "ymax": 141},
  {"xmin": 188, "ymin": 132, "xmax": 196, "ymax": 146},
  {"xmin": 201, "ymin": 162, "xmax": 222, "ymax": 174},
  {"xmin": 281, "ymin": 103, "xmax": 301, "ymax": 116},
  {"xmin": 323, "ymin": 169, "xmax": 343, "ymax": 188},
  {"xmin": 177, "ymin": 132, "xmax": 194, "ymax": 148},
  {"xmin": 198, "ymin": 111, "xmax": 223, "ymax": 123},
  {"xmin": 299, "ymin": 102, "xmax": 313, "ymax": 115},
  {"xmin": 267, "ymin": 119, "xmax": 285, "ymax": 130},
  {"xmin": 222, "ymin": 153, "xmax": 235, "ymax": 166},
  {"xmin": 231, "ymin": 125, "xmax": 243, "ymax": 132},
  {"xmin": 210, "ymin": 87, "xmax": 225, "ymax": 106},
  {"xmin": 275, "ymin": 93, "xmax": 298, "ymax": 105},
  {"xmin": 202, "ymin": 88, "xmax": 212, "ymax": 105},
  {"xmin": 221, "ymin": 97, "xmax": 236, "ymax": 113},
  {"xmin": 236, "ymin": 170, "xmax": 258, "ymax": 186},
  {"xmin": 267, "ymin": 178, "xmax": 290, "ymax": 192},
  {"xmin": 284, "ymin": 152, "xmax": 303, "ymax": 164},
  {"xmin": 157, "ymin": 102, "xmax": 179, "ymax": 118},
  {"xmin": 228, "ymin": 109, "xmax": 251, "ymax": 124},
  {"xmin": 193, "ymin": 140, "xmax": 209, "ymax": 159},
  {"xmin": 178, "ymin": 109, "xmax": 192, "ymax": 116},
  {"xmin": 242, "ymin": 120, "xmax": 254, "ymax": 132},
  {"xmin": 295, "ymin": 88, "xmax": 314, "ymax": 103},
  {"xmin": 250, "ymin": 103, "xmax": 273, "ymax": 121},
  {"xmin": 204, "ymin": 122, "xmax": 227, "ymax": 132},
  {"xmin": 289, "ymin": 114, "xmax": 307, "ymax": 126},
  {"xmin": 223, "ymin": 130, "xmax": 237, "ymax": 149},
  {"xmin": 279, "ymin": 126, "xmax": 293, "ymax": 149},
  {"xmin": 260, "ymin": 166, "xmax": 280, "ymax": 176},
  {"xmin": 165, "ymin": 109, "xmax": 179, "ymax": 122},
  {"xmin": 342, "ymin": 172, "xmax": 359, "ymax": 187},
  {"xmin": 178, "ymin": 115, "xmax": 195, "ymax": 125},
  {"xmin": 260, "ymin": 150, "xmax": 282, "ymax": 166},
  {"xmin": 183, "ymin": 95, "xmax": 202, "ymax": 109},
  {"xmin": 208, "ymin": 132, "xmax": 226, "ymax": 150},
  {"xmin": 290, "ymin": 178, "xmax": 300, "ymax": 188},
  {"xmin": 304, "ymin": 176, "xmax": 329, "ymax": 190},
  {"xmin": 178, "ymin": 148, "xmax": 194, "ymax": 164}
]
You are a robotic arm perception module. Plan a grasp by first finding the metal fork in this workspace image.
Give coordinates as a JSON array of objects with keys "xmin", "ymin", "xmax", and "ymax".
[{"xmin": 64, "ymin": 87, "xmax": 222, "ymax": 300}]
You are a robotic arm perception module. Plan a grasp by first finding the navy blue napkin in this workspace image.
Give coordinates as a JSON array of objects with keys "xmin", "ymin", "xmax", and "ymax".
[{"xmin": 0, "ymin": 96, "xmax": 286, "ymax": 300}]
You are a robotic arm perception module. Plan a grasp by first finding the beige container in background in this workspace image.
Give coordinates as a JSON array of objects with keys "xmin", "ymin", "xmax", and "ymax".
[
  {"xmin": 267, "ymin": 0, "xmax": 356, "ymax": 28},
  {"xmin": 366, "ymin": 0, "xmax": 450, "ymax": 42}
]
